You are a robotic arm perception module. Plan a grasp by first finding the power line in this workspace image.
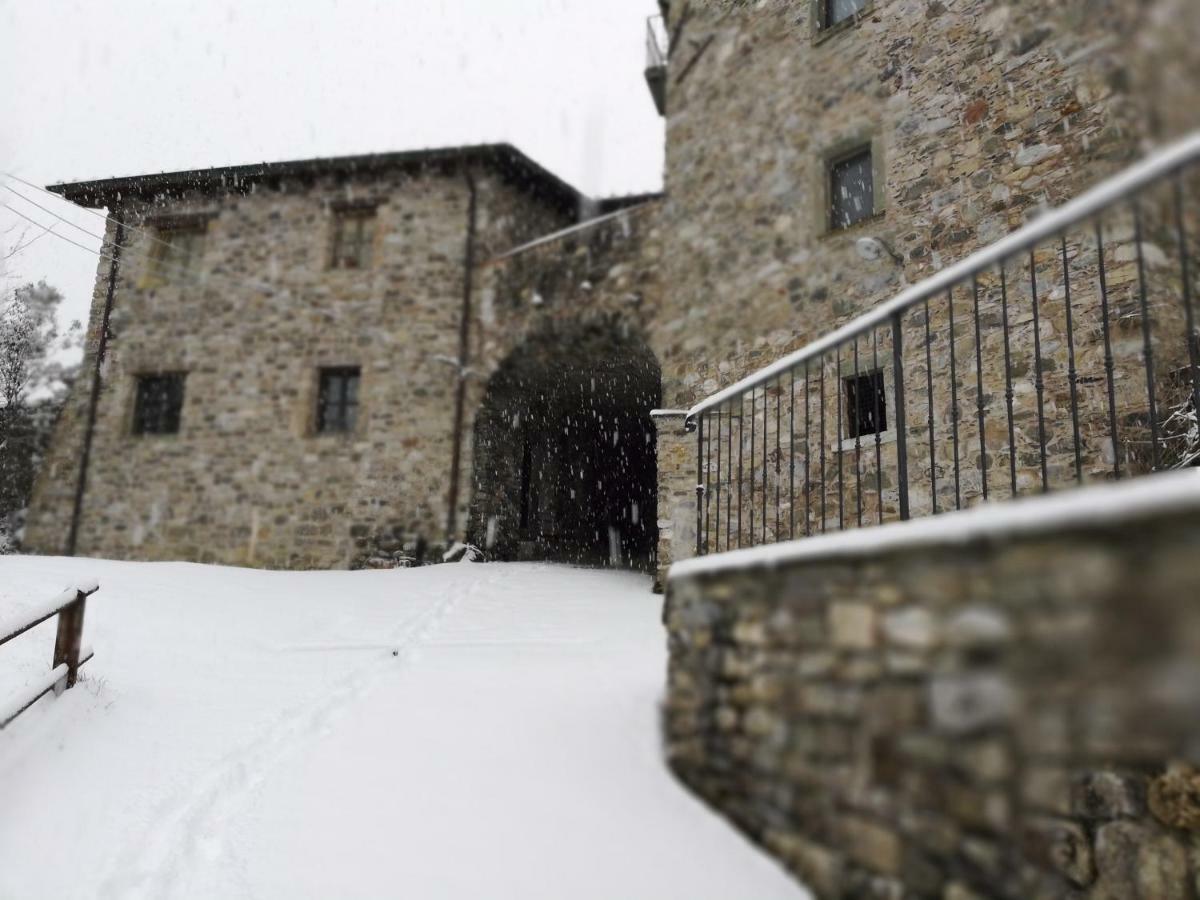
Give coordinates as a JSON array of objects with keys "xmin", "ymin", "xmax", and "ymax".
[
  {"xmin": 4, "ymin": 219, "xmax": 53, "ymax": 258},
  {"xmin": 2, "ymin": 176, "xmax": 316, "ymax": 296},
  {"xmin": 1, "ymin": 179, "xmax": 294, "ymax": 296},
  {"xmin": 3, "ymin": 203, "xmax": 119, "ymax": 261},
  {"xmin": 2, "ymin": 170, "xmax": 177, "ymax": 254},
  {"xmin": 2, "ymin": 199, "xmax": 212, "ymax": 291},
  {"xmin": 2, "ymin": 183, "xmax": 113, "ymax": 246},
  {"xmin": 0, "ymin": 182, "xmax": 210, "ymax": 284},
  {"xmin": 15, "ymin": 229, "xmax": 51, "ymax": 253},
  {"xmin": 2, "ymin": 180, "xmax": 263, "ymax": 290},
  {"xmin": 1, "ymin": 202, "xmax": 285, "ymax": 298},
  {"xmin": 2, "ymin": 170, "xmax": 357, "ymax": 298}
]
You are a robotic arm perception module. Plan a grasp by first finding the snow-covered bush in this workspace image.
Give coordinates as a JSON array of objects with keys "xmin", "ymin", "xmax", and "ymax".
[
  {"xmin": 442, "ymin": 541, "xmax": 484, "ymax": 563},
  {"xmin": 0, "ymin": 281, "xmax": 79, "ymax": 551},
  {"xmin": 1161, "ymin": 392, "xmax": 1200, "ymax": 469}
]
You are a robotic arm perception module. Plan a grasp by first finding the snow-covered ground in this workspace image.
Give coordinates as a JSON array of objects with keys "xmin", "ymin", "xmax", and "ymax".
[{"xmin": 0, "ymin": 556, "xmax": 804, "ymax": 899}]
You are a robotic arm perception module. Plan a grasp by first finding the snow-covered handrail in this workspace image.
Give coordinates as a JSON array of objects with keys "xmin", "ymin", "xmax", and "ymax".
[
  {"xmin": 687, "ymin": 130, "xmax": 1200, "ymax": 423},
  {"xmin": 488, "ymin": 200, "xmax": 658, "ymax": 263},
  {"xmin": 0, "ymin": 581, "xmax": 99, "ymax": 729},
  {"xmin": 0, "ymin": 580, "xmax": 97, "ymax": 647}
]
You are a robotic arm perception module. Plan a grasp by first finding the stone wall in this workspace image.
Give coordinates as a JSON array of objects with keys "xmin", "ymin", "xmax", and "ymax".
[
  {"xmin": 468, "ymin": 203, "xmax": 668, "ymax": 571},
  {"xmin": 663, "ymin": 471, "xmax": 1200, "ymax": 899},
  {"xmin": 688, "ymin": 196, "xmax": 1200, "ymax": 556},
  {"xmin": 651, "ymin": 0, "xmax": 1200, "ymax": 577},
  {"xmin": 23, "ymin": 0, "xmax": 1200, "ymax": 578},
  {"xmin": 24, "ymin": 164, "xmax": 572, "ymax": 567}
]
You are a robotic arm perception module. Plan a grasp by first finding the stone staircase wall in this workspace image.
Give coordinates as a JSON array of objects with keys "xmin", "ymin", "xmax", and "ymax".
[{"xmin": 663, "ymin": 472, "xmax": 1200, "ymax": 899}]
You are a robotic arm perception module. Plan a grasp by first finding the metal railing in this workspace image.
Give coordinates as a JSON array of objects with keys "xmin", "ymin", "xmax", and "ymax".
[
  {"xmin": 646, "ymin": 14, "xmax": 668, "ymax": 70},
  {"xmin": 688, "ymin": 132, "xmax": 1200, "ymax": 556},
  {"xmin": 0, "ymin": 581, "xmax": 99, "ymax": 728}
]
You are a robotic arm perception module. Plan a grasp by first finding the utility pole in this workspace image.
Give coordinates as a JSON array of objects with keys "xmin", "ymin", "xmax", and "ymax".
[{"xmin": 66, "ymin": 214, "xmax": 124, "ymax": 556}]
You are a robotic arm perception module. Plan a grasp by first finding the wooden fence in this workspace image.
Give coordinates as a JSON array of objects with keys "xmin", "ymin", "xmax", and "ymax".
[{"xmin": 0, "ymin": 581, "xmax": 99, "ymax": 729}]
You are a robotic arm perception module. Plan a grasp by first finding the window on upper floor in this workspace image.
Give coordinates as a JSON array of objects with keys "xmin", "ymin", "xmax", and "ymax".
[
  {"xmin": 329, "ymin": 207, "xmax": 375, "ymax": 270},
  {"xmin": 132, "ymin": 373, "xmax": 186, "ymax": 435},
  {"xmin": 146, "ymin": 222, "xmax": 207, "ymax": 286},
  {"xmin": 316, "ymin": 367, "xmax": 361, "ymax": 434},
  {"xmin": 823, "ymin": 0, "xmax": 869, "ymax": 30},
  {"xmin": 829, "ymin": 146, "xmax": 875, "ymax": 231},
  {"xmin": 843, "ymin": 369, "xmax": 887, "ymax": 439}
]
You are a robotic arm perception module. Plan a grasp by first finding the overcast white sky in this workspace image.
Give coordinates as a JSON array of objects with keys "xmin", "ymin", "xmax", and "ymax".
[{"xmin": 0, "ymin": 0, "xmax": 664, "ymax": 335}]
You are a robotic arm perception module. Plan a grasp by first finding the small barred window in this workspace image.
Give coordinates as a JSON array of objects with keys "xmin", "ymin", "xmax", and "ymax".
[
  {"xmin": 843, "ymin": 369, "xmax": 887, "ymax": 439},
  {"xmin": 317, "ymin": 367, "xmax": 361, "ymax": 433},
  {"xmin": 132, "ymin": 373, "xmax": 186, "ymax": 435},
  {"xmin": 829, "ymin": 147, "xmax": 875, "ymax": 231}
]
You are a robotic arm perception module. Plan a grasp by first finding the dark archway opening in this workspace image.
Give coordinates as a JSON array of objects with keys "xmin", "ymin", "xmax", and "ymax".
[{"xmin": 469, "ymin": 320, "xmax": 661, "ymax": 569}]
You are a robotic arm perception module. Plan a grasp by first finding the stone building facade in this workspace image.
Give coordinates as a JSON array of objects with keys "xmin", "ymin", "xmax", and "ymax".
[
  {"xmin": 651, "ymin": 0, "xmax": 1200, "ymax": 577},
  {"xmin": 23, "ymin": 0, "xmax": 1200, "ymax": 584},
  {"xmin": 24, "ymin": 148, "xmax": 581, "ymax": 567}
]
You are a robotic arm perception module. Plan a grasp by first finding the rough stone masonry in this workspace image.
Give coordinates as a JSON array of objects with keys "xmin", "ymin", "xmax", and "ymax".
[
  {"xmin": 664, "ymin": 473, "xmax": 1200, "ymax": 899},
  {"xmin": 23, "ymin": 0, "xmax": 1200, "ymax": 586}
]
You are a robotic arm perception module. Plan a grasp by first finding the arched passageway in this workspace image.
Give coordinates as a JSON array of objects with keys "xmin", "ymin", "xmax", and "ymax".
[{"xmin": 469, "ymin": 321, "xmax": 661, "ymax": 569}]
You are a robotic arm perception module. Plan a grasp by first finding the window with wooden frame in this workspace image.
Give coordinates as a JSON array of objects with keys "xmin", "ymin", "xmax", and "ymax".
[
  {"xmin": 329, "ymin": 207, "xmax": 376, "ymax": 270},
  {"xmin": 145, "ymin": 222, "xmax": 207, "ymax": 286},
  {"xmin": 829, "ymin": 145, "xmax": 876, "ymax": 231},
  {"xmin": 316, "ymin": 367, "xmax": 361, "ymax": 434},
  {"xmin": 132, "ymin": 373, "xmax": 186, "ymax": 435}
]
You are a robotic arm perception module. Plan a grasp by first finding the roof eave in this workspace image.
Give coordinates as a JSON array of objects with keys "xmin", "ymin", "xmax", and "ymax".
[{"xmin": 46, "ymin": 143, "xmax": 583, "ymax": 215}]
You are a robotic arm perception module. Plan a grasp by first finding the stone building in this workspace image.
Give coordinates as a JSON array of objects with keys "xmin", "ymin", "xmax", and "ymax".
[
  {"xmin": 24, "ymin": 0, "xmax": 1200, "ymax": 588},
  {"xmin": 649, "ymin": 0, "xmax": 1200, "ymax": 569},
  {"xmin": 24, "ymin": 147, "xmax": 586, "ymax": 568},
  {"xmin": 646, "ymin": 5, "xmax": 1200, "ymax": 896},
  {"xmin": 20, "ymin": 2, "xmax": 1200, "ymax": 893}
]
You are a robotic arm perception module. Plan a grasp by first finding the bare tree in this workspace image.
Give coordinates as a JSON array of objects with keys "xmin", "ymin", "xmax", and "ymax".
[
  {"xmin": 2, "ymin": 221, "xmax": 50, "ymax": 264},
  {"xmin": 0, "ymin": 280, "xmax": 80, "ymax": 550}
]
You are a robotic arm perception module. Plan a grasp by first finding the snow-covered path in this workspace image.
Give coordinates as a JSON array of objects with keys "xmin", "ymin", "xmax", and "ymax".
[{"xmin": 0, "ymin": 557, "xmax": 803, "ymax": 899}]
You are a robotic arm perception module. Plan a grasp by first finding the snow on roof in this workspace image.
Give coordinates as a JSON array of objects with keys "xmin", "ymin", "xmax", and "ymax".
[{"xmin": 47, "ymin": 143, "xmax": 583, "ymax": 213}]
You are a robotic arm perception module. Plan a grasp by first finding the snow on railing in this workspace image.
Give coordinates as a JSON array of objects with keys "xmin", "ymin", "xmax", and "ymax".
[
  {"xmin": 0, "ymin": 581, "xmax": 99, "ymax": 729},
  {"xmin": 488, "ymin": 200, "xmax": 657, "ymax": 263},
  {"xmin": 685, "ymin": 130, "xmax": 1200, "ymax": 556}
]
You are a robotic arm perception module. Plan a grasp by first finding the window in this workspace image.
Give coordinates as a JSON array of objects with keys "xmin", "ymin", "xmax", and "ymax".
[
  {"xmin": 132, "ymin": 373, "xmax": 186, "ymax": 435},
  {"xmin": 844, "ymin": 370, "xmax": 887, "ymax": 439},
  {"xmin": 829, "ymin": 146, "xmax": 875, "ymax": 231},
  {"xmin": 146, "ymin": 223, "xmax": 206, "ymax": 285},
  {"xmin": 330, "ymin": 208, "xmax": 375, "ymax": 270},
  {"xmin": 824, "ymin": 0, "xmax": 868, "ymax": 29},
  {"xmin": 317, "ymin": 367, "xmax": 361, "ymax": 433}
]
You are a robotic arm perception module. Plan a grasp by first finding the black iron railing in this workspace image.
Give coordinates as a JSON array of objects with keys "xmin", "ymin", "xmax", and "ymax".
[{"xmin": 688, "ymin": 132, "xmax": 1200, "ymax": 556}]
